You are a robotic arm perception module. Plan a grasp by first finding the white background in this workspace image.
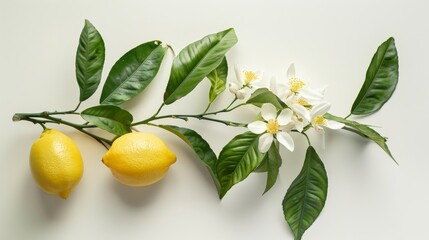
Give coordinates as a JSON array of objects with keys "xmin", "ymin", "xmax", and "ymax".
[{"xmin": 1, "ymin": 1, "xmax": 428, "ymax": 239}]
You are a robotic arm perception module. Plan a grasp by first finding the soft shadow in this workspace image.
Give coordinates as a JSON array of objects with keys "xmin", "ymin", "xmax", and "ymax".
[
  {"xmin": 111, "ymin": 177, "xmax": 165, "ymax": 208},
  {"xmin": 326, "ymin": 129, "xmax": 370, "ymax": 150},
  {"xmin": 25, "ymin": 174, "xmax": 70, "ymax": 221}
]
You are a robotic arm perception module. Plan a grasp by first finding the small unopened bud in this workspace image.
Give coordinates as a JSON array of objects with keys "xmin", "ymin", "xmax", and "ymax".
[
  {"xmin": 229, "ymin": 82, "xmax": 240, "ymax": 94},
  {"xmin": 236, "ymin": 89, "xmax": 247, "ymax": 100}
]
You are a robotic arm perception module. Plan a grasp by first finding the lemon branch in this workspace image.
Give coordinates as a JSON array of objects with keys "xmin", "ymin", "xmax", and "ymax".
[
  {"xmin": 13, "ymin": 111, "xmax": 113, "ymax": 148},
  {"xmin": 134, "ymin": 99, "xmax": 248, "ymax": 127},
  {"xmin": 133, "ymin": 102, "xmax": 248, "ymax": 127},
  {"xmin": 133, "ymin": 114, "xmax": 247, "ymax": 127}
]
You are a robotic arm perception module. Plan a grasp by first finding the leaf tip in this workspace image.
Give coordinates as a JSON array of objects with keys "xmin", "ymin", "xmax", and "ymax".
[
  {"xmin": 84, "ymin": 19, "xmax": 93, "ymax": 27},
  {"xmin": 218, "ymin": 191, "xmax": 226, "ymax": 200},
  {"xmin": 390, "ymin": 155, "xmax": 399, "ymax": 165}
]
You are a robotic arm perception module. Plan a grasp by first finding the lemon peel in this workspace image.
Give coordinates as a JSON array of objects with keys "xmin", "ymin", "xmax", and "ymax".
[
  {"xmin": 30, "ymin": 129, "xmax": 83, "ymax": 199},
  {"xmin": 102, "ymin": 132, "xmax": 176, "ymax": 187}
]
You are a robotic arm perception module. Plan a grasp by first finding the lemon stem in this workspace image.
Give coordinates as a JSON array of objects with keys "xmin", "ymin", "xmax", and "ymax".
[
  {"xmin": 203, "ymin": 103, "xmax": 212, "ymax": 114},
  {"xmin": 301, "ymin": 132, "xmax": 311, "ymax": 146},
  {"xmin": 153, "ymin": 103, "xmax": 165, "ymax": 117},
  {"xmin": 225, "ymin": 97, "xmax": 238, "ymax": 110},
  {"xmin": 39, "ymin": 122, "xmax": 47, "ymax": 130}
]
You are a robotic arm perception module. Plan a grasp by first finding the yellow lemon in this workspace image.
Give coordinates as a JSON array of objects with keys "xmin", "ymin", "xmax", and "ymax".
[
  {"xmin": 102, "ymin": 132, "xmax": 176, "ymax": 187},
  {"xmin": 30, "ymin": 129, "xmax": 83, "ymax": 199}
]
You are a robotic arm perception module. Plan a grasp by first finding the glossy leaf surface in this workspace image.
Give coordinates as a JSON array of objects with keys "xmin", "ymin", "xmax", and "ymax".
[
  {"xmin": 163, "ymin": 28, "xmax": 237, "ymax": 104},
  {"xmin": 217, "ymin": 132, "xmax": 265, "ymax": 198},
  {"xmin": 247, "ymin": 88, "xmax": 285, "ymax": 110},
  {"xmin": 100, "ymin": 41, "xmax": 167, "ymax": 105},
  {"xmin": 351, "ymin": 37, "xmax": 398, "ymax": 115},
  {"xmin": 76, "ymin": 20, "xmax": 105, "ymax": 102},
  {"xmin": 159, "ymin": 125, "xmax": 220, "ymax": 192},
  {"xmin": 283, "ymin": 146, "xmax": 328, "ymax": 240},
  {"xmin": 81, "ymin": 105, "xmax": 132, "ymax": 135},
  {"xmin": 207, "ymin": 57, "xmax": 228, "ymax": 103},
  {"xmin": 263, "ymin": 142, "xmax": 282, "ymax": 194}
]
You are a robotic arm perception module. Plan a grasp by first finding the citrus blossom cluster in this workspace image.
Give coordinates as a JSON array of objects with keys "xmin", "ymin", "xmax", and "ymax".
[{"xmin": 231, "ymin": 64, "xmax": 344, "ymax": 153}]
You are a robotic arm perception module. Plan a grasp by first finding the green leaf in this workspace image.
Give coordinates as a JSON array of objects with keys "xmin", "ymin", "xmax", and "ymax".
[
  {"xmin": 325, "ymin": 113, "xmax": 396, "ymax": 163},
  {"xmin": 217, "ymin": 132, "xmax": 266, "ymax": 198},
  {"xmin": 81, "ymin": 105, "xmax": 133, "ymax": 136},
  {"xmin": 207, "ymin": 57, "xmax": 228, "ymax": 103},
  {"xmin": 247, "ymin": 88, "xmax": 285, "ymax": 110},
  {"xmin": 159, "ymin": 125, "xmax": 220, "ymax": 192},
  {"xmin": 100, "ymin": 41, "xmax": 167, "ymax": 105},
  {"xmin": 263, "ymin": 142, "xmax": 282, "ymax": 194},
  {"xmin": 163, "ymin": 28, "xmax": 238, "ymax": 105},
  {"xmin": 282, "ymin": 146, "xmax": 328, "ymax": 240},
  {"xmin": 75, "ymin": 20, "xmax": 105, "ymax": 102},
  {"xmin": 351, "ymin": 37, "xmax": 399, "ymax": 115}
]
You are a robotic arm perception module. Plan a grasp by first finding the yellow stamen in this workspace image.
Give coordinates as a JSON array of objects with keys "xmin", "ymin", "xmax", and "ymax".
[
  {"xmin": 312, "ymin": 115, "xmax": 327, "ymax": 126},
  {"xmin": 289, "ymin": 77, "xmax": 305, "ymax": 92},
  {"xmin": 266, "ymin": 119, "xmax": 280, "ymax": 134},
  {"xmin": 243, "ymin": 70, "xmax": 258, "ymax": 84},
  {"xmin": 295, "ymin": 98, "xmax": 310, "ymax": 107}
]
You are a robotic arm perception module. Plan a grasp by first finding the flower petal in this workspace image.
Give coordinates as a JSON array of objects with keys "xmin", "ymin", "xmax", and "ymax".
[
  {"xmin": 234, "ymin": 65, "xmax": 244, "ymax": 85},
  {"xmin": 277, "ymin": 132, "xmax": 295, "ymax": 152},
  {"xmin": 254, "ymin": 70, "xmax": 264, "ymax": 81},
  {"xmin": 277, "ymin": 108, "xmax": 293, "ymax": 125},
  {"xmin": 281, "ymin": 122, "xmax": 295, "ymax": 132},
  {"xmin": 258, "ymin": 133, "xmax": 273, "ymax": 153},
  {"xmin": 299, "ymin": 87, "xmax": 324, "ymax": 102},
  {"xmin": 292, "ymin": 104, "xmax": 311, "ymax": 122},
  {"xmin": 261, "ymin": 103, "xmax": 277, "ymax": 121},
  {"xmin": 248, "ymin": 121, "xmax": 267, "ymax": 134},
  {"xmin": 249, "ymin": 78, "xmax": 266, "ymax": 89},
  {"xmin": 315, "ymin": 85, "xmax": 327, "ymax": 95},
  {"xmin": 270, "ymin": 76, "xmax": 278, "ymax": 95},
  {"xmin": 311, "ymin": 102, "xmax": 331, "ymax": 118},
  {"xmin": 287, "ymin": 63, "xmax": 296, "ymax": 79},
  {"xmin": 293, "ymin": 120, "xmax": 304, "ymax": 132},
  {"xmin": 313, "ymin": 124, "xmax": 325, "ymax": 134},
  {"xmin": 279, "ymin": 89, "xmax": 293, "ymax": 102},
  {"xmin": 325, "ymin": 120, "xmax": 345, "ymax": 130},
  {"xmin": 289, "ymin": 115, "xmax": 306, "ymax": 132}
]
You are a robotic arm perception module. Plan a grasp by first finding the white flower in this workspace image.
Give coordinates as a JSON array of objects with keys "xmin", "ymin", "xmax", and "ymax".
[
  {"xmin": 310, "ymin": 102, "xmax": 345, "ymax": 133},
  {"xmin": 285, "ymin": 64, "xmax": 324, "ymax": 104},
  {"xmin": 228, "ymin": 82, "xmax": 247, "ymax": 99},
  {"xmin": 248, "ymin": 103, "xmax": 295, "ymax": 153},
  {"xmin": 273, "ymin": 64, "xmax": 324, "ymax": 106},
  {"xmin": 284, "ymin": 94, "xmax": 311, "ymax": 123},
  {"xmin": 235, "ymin": 65, "xmax": 264, "ymax": 88},
  {"xmin": 229, "ymin": 65, "xmax": 264, "ymax": 99},
  {"xmin": 283, "ymin": 113, "xmax": 308, "ymax": 133}
]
